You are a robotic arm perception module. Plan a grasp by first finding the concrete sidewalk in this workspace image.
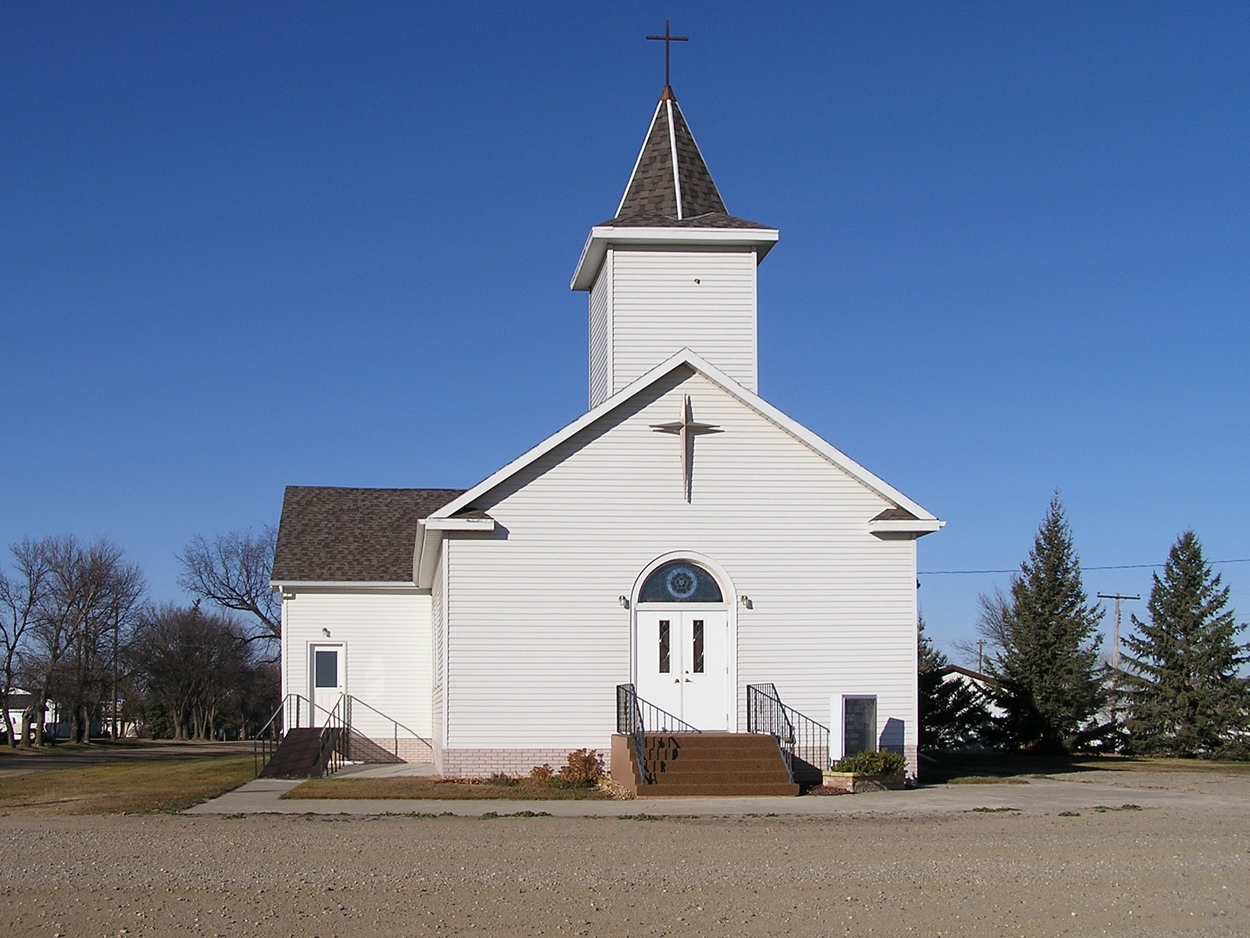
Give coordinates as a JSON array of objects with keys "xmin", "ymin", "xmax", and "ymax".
[{"xmin": 186, "ymin": 773, "xmax": 1243, "ymax": 818}]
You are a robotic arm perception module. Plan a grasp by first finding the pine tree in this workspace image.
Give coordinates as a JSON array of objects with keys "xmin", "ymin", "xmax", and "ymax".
[
  {"xmin": 918, "ymin": 616, "xmax": 990, "ymax": 750},
  {"xmin": 984, "ymin": 494, "xmax": 1105, "ymax": 752},
  {"xmin": 1120, "ymin": 531, "xmax": 1249, "ymax": 757}
]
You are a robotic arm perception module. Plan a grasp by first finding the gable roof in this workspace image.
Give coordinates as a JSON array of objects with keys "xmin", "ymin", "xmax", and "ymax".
[
  {"xmin": 429, "ymin": 349, "xmax": 940, "ymax": 525},
  {"xmin": 602, "ymin": 87, "xmax": 768, "ymax": 231},
  {"xmin": 273, "ymin": 486, "xmax": 464, "ymax": 583}
]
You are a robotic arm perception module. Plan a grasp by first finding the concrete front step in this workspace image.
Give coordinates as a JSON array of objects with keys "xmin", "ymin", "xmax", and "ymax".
[{"xmin": 611, "ymin": 732, "xmax": 800, "ymax": 797}]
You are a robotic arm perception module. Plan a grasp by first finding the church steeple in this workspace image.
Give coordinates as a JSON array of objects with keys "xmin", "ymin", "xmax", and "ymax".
[
  {"xmin": 605, "ymin": 86, "xmax": 768, "ymax": 230},
  {"xmin": 613, "ymin": 88, "xmax": 728, "ymax": 223},
  {"xmin": 572, "ymin": 85, "xmax": 779, "ymax": 408}
]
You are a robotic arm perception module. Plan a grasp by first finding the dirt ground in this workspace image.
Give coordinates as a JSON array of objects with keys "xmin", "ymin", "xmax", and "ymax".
[{"xmin": 1, "ymin": 765, "xmax": 1247, "ymax": 938}]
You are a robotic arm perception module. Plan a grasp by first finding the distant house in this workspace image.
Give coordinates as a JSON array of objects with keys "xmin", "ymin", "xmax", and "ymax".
[
  {"xmin": 2, "ymin": 690, "xmax": 43, "ymax": 744},
  {"xmin": 939, "ymin": 665, "xmax": 1006, "ymax": 721}
]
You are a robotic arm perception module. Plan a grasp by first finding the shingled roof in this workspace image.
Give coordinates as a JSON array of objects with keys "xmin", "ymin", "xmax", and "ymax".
[
  {"xmin": 602, "ymin": 86, "xmax": 769, "ymax": 230},
  {"xmin": 272, "ymin": 486, "xmax": 465, "ymax": 583}
]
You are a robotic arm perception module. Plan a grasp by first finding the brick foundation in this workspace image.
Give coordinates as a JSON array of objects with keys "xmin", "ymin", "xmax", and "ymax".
[
  {"xmin": 434, "ymin": 747, "xmax": 585, "ymax": 779},
  {"xmin": 350, "ymin": 736, "xmax": 434, "ymax": 765}
]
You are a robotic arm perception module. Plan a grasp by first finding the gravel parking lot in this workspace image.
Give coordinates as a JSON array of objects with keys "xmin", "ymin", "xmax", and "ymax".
[{"xmin": 1, "ymin": 766, "xmax": 1247, "ymax": 938}]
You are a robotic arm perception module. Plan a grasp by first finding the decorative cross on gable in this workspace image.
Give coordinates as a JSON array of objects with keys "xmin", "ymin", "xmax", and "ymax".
[{"xmin": 651, "ymin": 394, "xmax": 721, "ymax": 502}]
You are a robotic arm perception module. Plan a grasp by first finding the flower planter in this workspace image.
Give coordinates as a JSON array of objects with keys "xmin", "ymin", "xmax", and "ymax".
[{"xmin": 821, "ymin": 771, "xmax": 907, "ymax": 794}]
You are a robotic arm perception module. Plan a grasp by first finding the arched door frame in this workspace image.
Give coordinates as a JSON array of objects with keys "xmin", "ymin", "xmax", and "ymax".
[{"xmin": 630, "ymin": 551, "xmax": 739, "ymax": 731}]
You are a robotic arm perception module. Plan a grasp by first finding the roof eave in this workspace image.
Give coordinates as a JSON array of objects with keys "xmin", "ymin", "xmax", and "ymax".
[
  {"xmin": 570, "ymin": 226, "xmax": 780, "ymax": 291},
  {"xmin": 270, "ymin": 580, "xmax": 418, "ymax": 592},
  {"xmin": 868, "ymin": 519, "xmax": 946, "ymax": 539}
]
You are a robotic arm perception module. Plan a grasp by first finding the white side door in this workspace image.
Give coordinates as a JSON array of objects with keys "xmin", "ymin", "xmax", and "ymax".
[{"xmin": 310, "ymin": 644, "xmax": 344, "ymax": 727}]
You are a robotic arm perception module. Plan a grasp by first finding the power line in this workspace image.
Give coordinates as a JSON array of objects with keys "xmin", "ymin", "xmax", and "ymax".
[{"xmin": 919, "ymin": 557, "xmax": 1250, "ymax": 575}]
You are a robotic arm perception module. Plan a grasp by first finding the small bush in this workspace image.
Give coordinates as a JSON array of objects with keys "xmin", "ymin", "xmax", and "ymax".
[
  {"xmin": 595, "ymin": 777, "xmax": 635, "ymax": 800},
  {"xmin": 528, "ymin": 764, "xmax": 554, "ymax": 781},
  {"xmin": 557, "ymin": 748, "xmax": 604, "ymax": 784},
  {"xmin": 831, "ymin": 749, "xmax": 907, "ymax": 775},
  {"xmin": 487, "ymin": 772, "xmax": 519, "ymax": 787}
]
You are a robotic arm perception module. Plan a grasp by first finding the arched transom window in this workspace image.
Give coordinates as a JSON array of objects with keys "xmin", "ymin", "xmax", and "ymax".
[{"xmin": 639, "ymin": 560, "xmax": 724, "ymax": 604}]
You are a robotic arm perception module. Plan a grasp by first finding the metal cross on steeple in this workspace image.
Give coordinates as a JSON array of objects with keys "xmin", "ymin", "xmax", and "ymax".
[
  {"xmin": 646, "ymin": 20, "xmax": 688, "ymax": 88},
  {"xmin": 651, "ymin": 394, "xmax": 721, "ymax": 502}
]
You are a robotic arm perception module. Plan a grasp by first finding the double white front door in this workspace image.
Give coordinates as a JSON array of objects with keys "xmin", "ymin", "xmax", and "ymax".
[{"xmin": 635, "ymin": 610, "xmax": 729, "ymax": 730}]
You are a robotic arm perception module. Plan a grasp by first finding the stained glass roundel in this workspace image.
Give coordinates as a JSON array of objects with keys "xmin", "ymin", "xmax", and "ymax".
[{"xmin": 638, "ymin": 561, "xmax": 723, "ymax": 603}]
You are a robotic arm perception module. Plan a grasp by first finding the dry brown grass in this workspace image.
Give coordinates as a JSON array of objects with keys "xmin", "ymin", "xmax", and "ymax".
[
  {"xmin": 0, "ymin": 754, "xmax": 255, "ymax": 815},
  {"xmin": 284, "ymin": 776, "xmax": 612, "ymax": 801}
]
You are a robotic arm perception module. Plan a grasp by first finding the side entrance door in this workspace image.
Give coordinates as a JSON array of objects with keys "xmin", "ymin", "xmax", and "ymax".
[
  {"xmin": 310, "ymin": 644, "xmax": 344, "ymax": 727},
  {"xmin": 635, "ymin": 610, "xmax": 729, "ymax": 730}
]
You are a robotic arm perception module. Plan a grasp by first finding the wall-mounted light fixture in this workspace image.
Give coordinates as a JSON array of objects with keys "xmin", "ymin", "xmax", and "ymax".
[
  {"xmin": 281, "ymin": 590, "xmax": 296, "ymax": 600},
  {"xmin": 321, "ymin": 628, "xmax": 331, "ymax": 637},
  {"xmin": 739, "ymin": 595, "xmax": 753, "ymax": 609},
  {"xmin": 618, "ymin": 596, "xmax": 630, "ymax": 609}
]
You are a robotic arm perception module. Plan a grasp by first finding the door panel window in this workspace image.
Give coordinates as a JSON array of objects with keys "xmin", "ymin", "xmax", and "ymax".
[
  {"xmin": 658, "ymin": 620, "xmax": 671, "ymax": 673},
  {"xmin": 314, "ymin": 650, "xmax": 338, "ymax": 688}
]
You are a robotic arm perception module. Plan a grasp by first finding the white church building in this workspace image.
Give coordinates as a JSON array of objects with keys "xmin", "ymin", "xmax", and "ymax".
[{"xmin": 271, "ymin": 82, "xmax": 942, "ymax": 782}]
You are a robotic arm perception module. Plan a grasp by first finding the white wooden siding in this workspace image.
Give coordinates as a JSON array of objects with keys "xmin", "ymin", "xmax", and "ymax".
[
  {"xmin": 431, "ymin": 551, "xmax": 446, "ymax": 749},
  {"xmin": 588, "ymin": 252, "xmax": 612, "ymax": 407},
  {"xmin": 443, "ymin": 367, "xmax": 918, "ymax": 755},
  {"xmin": 610, "ymin": 246, "xmax": 757, "ymax": 394},
  {"xmin": 282, "ymin": 589, "xmax": 433, "ymax": 740}
]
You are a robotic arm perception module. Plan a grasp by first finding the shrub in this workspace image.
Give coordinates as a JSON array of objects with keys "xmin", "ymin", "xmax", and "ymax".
[
  {"xmin": 831, "ymin": 749, "xmax": 907, "ymax": 775},
  {"xmin": 528, "ymin": 763, "xmax": 555, "ymax": 781},
  {"xmin": 557, "ymin": 748, "xmax": 604, "ymax": 784},
  {"xmin": 487, "ymin": 772, "xmax": 519, "ymax": 787}
]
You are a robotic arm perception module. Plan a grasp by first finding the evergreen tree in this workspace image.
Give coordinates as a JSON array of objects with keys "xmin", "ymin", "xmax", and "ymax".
[
  {"xmin": 1120, "ymin": 531, "xmax": 1249, "ymax": 757},
  {"xmin": 984, "ymin": 494, "xmax": 1105, "ymax": 752},
  {"xmin": 918, "ymin": 616, "xmax": 990, "ymax": 750}
]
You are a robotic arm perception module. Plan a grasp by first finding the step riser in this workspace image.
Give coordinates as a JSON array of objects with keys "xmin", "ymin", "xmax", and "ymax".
[{"xmin": 612, "ymin": 733, "xmax": 800, "ymax": 797}]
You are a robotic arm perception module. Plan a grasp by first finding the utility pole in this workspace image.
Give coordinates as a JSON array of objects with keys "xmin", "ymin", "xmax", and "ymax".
[{"xmin": 1097, "ymin": 593, "xmax": 1141, "ymax": 671}]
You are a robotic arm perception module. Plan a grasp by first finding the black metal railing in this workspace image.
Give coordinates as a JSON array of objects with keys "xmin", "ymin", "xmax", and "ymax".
[
  {"xmin": 747, "ymin": 683, "xmax": 830, "ymax": 786},
  {"xmin": 616, "ymin": 683, "xmax": 700, "ymax": 785},
  {"xmin": 315, "ymin": 694, "xmax": 351, "ymax": 778},
  {"xmin": 345, "ymin": 694, "xmax": 434, "ymax": 761},
  {"xmin": 253, "ymin": 692, "xmax": 437, "ymax": 778},
  {"xmin": 253, "ymin": 692, "xmax": 311, "ymax": 777}
]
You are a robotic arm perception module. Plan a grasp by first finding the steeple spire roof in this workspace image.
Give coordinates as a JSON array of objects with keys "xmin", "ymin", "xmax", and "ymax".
[{"xmin": 602, "ymin": 87, "xmax": 770, "ymax": 230}]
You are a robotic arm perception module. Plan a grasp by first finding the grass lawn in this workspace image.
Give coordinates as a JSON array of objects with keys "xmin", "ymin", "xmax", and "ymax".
[
  {"xmin": 922, "ymin": 752, "xmax": 1250, "ymax": 786},
  {"xmin": 284, "ymin": 777, "xmax": 613, "ymax": 801},
  {"xmin": 0, "ymin": 753, "xmax": 255, "ymax": 815}
]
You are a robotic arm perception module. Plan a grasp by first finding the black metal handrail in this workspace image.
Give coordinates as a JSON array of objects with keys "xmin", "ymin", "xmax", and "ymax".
[
  {"xmin": 345, "ymin": 694, "xmax": 433, "ymax": 758},
  {"xmin": 747, "ymin": 683, "xmax": 830, "ymax": 785},
  {"xmin": 315, "ymin": 694, "xmax": 351, "ymax": 778},
  {"xmin": 616, "ymin": 683, "xmax": 700, "ymax": 785},
  {"xmin": 253, "ymin": 693, "xmax": 313, "ymax": 777}
]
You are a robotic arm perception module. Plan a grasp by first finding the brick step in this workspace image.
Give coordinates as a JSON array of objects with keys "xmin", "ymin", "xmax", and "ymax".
[
  {"xmin": 651, "ymin": 762, "xmax": 793, "ymax": 777},
  {"xmin": 647, "ymin": 782, "xmax": 800, "ymax": 797},
  {"xmin": 614, "ymin": 732, "xmax": 799, "ymax": 797},
  {"xmin": 650, "ymin": 759, "xmax": 789, "ymax": 774}
]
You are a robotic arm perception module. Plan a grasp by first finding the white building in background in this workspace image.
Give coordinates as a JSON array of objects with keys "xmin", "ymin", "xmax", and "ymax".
[{"xmin": 272, "ymin": 82, "xmax": 943, "ymax": 779}]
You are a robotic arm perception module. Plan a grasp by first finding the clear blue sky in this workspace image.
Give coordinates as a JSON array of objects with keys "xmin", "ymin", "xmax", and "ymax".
[{"xmin": 3, "ymin": 2, "xmax": 1248, "ymax": 662}]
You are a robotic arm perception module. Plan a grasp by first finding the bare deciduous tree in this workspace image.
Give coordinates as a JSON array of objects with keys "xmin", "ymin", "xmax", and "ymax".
[
  {"xmin": 129, "ymin": 603, "xmax": 256, "ymax": 740},
  {"xmin": 0, "ymin": 540, "xmax": 52, "ymax": 746},
  {"xmin": 177, "ymin": 527, "xmax": 280, "ymax": 643},
  {"xmin": 22, "ymin": 536, "xmax": 144, "ymax": 745}
]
